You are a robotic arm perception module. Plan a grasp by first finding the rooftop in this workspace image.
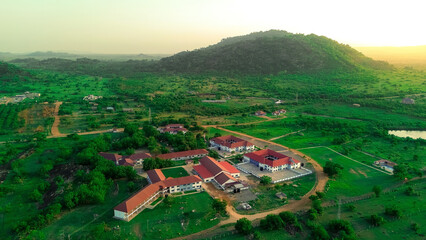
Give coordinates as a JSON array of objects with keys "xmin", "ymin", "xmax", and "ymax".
[
  {"xmin": 211, "ymin": 135, "xmax": 254, "ymax": 149},
  {"xmin": 244, "ymin": 149, "xmax": 300, "ymax": 167},
  {"xmin": 157, "ymin": 149, "xmax": 208, "ymax": 160}
]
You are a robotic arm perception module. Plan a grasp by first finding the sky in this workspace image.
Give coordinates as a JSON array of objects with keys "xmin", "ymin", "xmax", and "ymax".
[{"xmin": 1, "ymin": 0, "xmax": 425, "ymax": 54}]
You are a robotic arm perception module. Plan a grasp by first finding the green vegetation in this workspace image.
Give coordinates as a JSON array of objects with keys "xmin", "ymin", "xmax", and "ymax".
[
  {"xmin": 0, "ymin": 30, "xmax": 425, "ymax": 240},
  {"xmin": 158, "ymin": 30, "xmax": 391, "ymax": 74},
  {"xmin": 161, "ymin": 167, "xmax": 189, "ymax": 178},
  {"xmin": 300, "ymin": 147, "xmax": 398, "ymax": 199}
]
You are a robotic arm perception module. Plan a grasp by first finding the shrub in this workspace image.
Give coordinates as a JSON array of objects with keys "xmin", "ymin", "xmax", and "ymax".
[{"xmin": 235, "ymin": 218, "xmax": 253, "ymax": 235}]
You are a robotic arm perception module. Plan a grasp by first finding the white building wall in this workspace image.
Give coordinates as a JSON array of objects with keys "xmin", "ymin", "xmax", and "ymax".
[{"xmin": 114, "ymin": 210, "xmax": 127, "ymax": 220}]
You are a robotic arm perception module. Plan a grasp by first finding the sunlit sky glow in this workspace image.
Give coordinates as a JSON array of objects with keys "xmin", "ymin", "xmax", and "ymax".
[{"xmin": 1, "ymin": 0, "xmax": 425, "ymax": 54}]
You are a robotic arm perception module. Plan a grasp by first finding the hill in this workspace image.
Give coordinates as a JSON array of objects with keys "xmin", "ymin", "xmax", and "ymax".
[{"xmin": 157, "ymin": 30, "xmax": 392, "ymax": 74}]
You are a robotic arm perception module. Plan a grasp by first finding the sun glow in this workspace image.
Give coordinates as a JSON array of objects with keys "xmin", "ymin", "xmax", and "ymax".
[{"xmin": 0, "ymin": 0, "xmax": 425, "ymax": 54}]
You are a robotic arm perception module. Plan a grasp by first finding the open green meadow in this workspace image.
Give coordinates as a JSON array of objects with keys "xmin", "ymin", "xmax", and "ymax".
[
  {"xmin": 318, "ymin": 178, "xmax": 425, "ymax": 240},
  {"xmin": 300, "ymin": 104, "xmax": 426, "ymax": 129},
  {"xmin": 299, "ymin": 147, "xmax": 398, "ymax": 200},
  {"xmin": 223, "ymin": 118, "xmax": 299, "ymax": 140}
]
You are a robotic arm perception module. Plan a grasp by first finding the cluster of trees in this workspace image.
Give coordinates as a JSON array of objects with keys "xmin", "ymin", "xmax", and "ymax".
[
  {"xmin": 368, "ymin": 205, "xmax": 402, "ymax": 227},
  {"xmin": 323, "ymin": 161, "xmax": 343, "ymax": 178},
  {"xmin": 0, "ymin": 104, "xmax": 27, "ymax": 133},
  {"xmin": 13, "ymin": 133, "xmax": 138, "ymax": 236},
  {"xmin": 142, "ymin": 158, "xmax": 173, "ymax": 171},
  {"xmin": 114, "ymin": 123, "xmax": 206, "ymax": 156}
]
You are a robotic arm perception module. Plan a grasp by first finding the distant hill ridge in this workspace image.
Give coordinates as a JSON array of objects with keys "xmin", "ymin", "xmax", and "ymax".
[{"xmin": 157, "ymin": 30, "xmax": 392, "ymax": 74}]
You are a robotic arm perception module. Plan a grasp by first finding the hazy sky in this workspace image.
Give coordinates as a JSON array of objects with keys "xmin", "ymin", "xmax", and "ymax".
[{"xmin": 1, "ymin": 0, "xmax": 425, "ymax": 54}]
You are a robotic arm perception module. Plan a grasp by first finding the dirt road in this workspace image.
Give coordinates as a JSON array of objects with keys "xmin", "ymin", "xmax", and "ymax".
[{"xmin": 50, "ymin": 101, "xmax": 65, "ymax": 137}]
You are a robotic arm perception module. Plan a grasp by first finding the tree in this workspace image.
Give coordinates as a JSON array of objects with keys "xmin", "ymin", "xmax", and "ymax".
[
  {"xmin": 279, "ymin": 211, "xmax": 298, "ymax": 225},
  {"xmin": 385, "ymin": 205, "xmax": 402, "ymax": 219},
  {"xmin": 235, "ymin": 218, "xmax": 253, "ymax": 235},
  {"xmin": 260, "ymin": 175, "xmax": 272, "ymax": 185},
  {"xmin": 208, "ymin": 149, "xmax": 219, "ymax": 158},
  {"xmin": 310, "ymin": 225, "xmax": 330, "ymax": 240},
  {"xmin": 261, "ymin": 214, "xmax": 284, "ymax": 230},
  {"xmin": 327, "ymin": 220, "xmax": 356, "ymax": 239},
  {"xmin": 30, "ymin": 189, "xmax": 43, "ymax": 202},
  {"xmin": 372, "ymin": 185, "xmax": 382, "ymax": 197},
  {"xmin": 212, "ymin": 199, "xmax": 227, "ymax": 214},
  {"xmin": 368, "ymin": 214, "xmax": 385, "ymax": 226},
  {"xmin": 312, "ymin": 200, "xmax": 323, "ymax": 215},
  {"xmin": 253, "ymin": 231, "xmax": 262, "ymax": 240},
  {"xmin": 323, "ymin": 161, "xmax": 343, "ymax": 178}
]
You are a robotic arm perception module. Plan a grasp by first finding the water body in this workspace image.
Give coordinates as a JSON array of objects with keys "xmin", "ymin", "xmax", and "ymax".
[{"xmin": 388, "ymin": 130, "xmax": 426, "ymax": 140}]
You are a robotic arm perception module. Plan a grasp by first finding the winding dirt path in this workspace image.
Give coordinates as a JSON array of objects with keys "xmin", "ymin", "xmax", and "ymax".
[
  {"xmin": 174, "ymin": 126, "xmax": 329, "ymax": 240},
  {"xmin": 50, "ymin": 101, "xmax": 65, "ymax": 137}
]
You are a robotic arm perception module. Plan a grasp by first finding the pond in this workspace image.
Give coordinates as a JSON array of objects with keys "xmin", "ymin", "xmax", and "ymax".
[{"xmin": 388, "ymin": 130, "xmax": 426, "ymax": 140}]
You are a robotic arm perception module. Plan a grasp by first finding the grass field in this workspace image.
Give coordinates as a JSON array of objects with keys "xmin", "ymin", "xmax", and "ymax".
[
  {"xmin": 345, "ymin": 136, "xmax": 426, "ymax": 169},
  {"xmin": 206, "ymin": 127, "xmax": 233, "ymax": 138},
  {"xmin": 299, "ymin": 147, "xmax": 398, "ymax": 200},
  {"xmin": 74, "ymin": 192, "xmax": 220, "ymax": 240},
  {"xmin": 318, "ymin": 178, "xmax": 425, "ymax": 240},
  {"xmin": 300, "ymin": 104, "xmax": 426, "ymax": 129},
  {"xmin": 161, "ymin": 167, "xmax": 189, "ymax": 178},
  {"xmin": 223, "ymin": 118, "xmax": 299, "ymax": 140}
]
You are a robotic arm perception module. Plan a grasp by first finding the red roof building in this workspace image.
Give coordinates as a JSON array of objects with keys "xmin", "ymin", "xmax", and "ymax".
[
  {"xmin": 99, "ymin": 152, "xmax": 122, "ymax": 164},
  {"xmin": 99, "ymin": 152, "xmax": 150, "ymax": 167},
  {"xmin": 210, "ymin": 135, "xmax": 255, "ymax": 153},
  {"xmin": 255, "ymin": 111, "xmax": 267, "ymax": 116},
  {"xmin": 127, "ymin": 152, "xmax": 151, "ymax": 165},
  {"xmin": 159, "ymin": 124, "xmax": 188, "ymax": 134},
  {"xmin": 114, "ymin": 169, "xmax": 202, "ymax": 221},
  {"xmin": 243, "ymin": 149, "xmax": 301, "ymax": 172},
  {"xmin": 157, "ymin": 149, "xmax": 208, "ymax": 161},
  {"xmin": 193, "ymin": 156, "xmax": 240, "ymax": 190},
  {"xmin": 147, "ymin": 169, "xmax": 166, "ymax": 184}
]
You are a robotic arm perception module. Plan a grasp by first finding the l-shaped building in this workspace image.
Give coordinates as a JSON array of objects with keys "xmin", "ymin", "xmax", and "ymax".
[
  {"xmin": 193, "ymin": 156, "xmax": 242, "ymax": 190},
  {"xmin": 113, "ymin": 169, "xmax": 202, "ymax": 221}
]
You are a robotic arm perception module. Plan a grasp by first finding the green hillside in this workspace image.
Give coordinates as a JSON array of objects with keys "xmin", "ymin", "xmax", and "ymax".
[{"xmin": 157, "ymin": 30, "xmax": 392, "ymax": 74}]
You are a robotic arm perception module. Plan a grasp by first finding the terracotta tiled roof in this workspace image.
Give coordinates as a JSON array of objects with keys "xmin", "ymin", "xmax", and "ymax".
[
  {"xmin": 244, "ymin": 149, "xmax": 300, "ymax": 167},
  {"xmin": 114, "ymin": 182, "xmax": 162, "ymax": 213},
  {"xmin": 193, "ymin": 164, "xmax": 214, "ymax": 179},
  {"xmin": 127, "ymin": 152, "xmax": 151, "ymax": 161},
  {"xmin": 99, "ymin": 152, "xmax": 122, "ymax": 162},
  {"xmin": 157, "ymin": 149, "xmax": 208, "ymax": 160},
  {"xmin": 114, "ymin": 173, "xmax": 202, "ymax": 214},
  {"xmin": 211, "ymin": 135, "xmax": 254, "ymax": 149},
  {"xmin": 214, "ymin": 172, "xmax": 237, "ymax": 186},
  {"xmin": 118, "ymin": 158, "xmax": 135, "ymax": 166},
  {"xmin": 219, "ymin": 161, "xmax": 240, "ymax": 174},
  {"xmin": 199, "ymin": 156, "xmax": 229, "ymax": 176},
  {"xmin": 161, "ymin": 175, "xmax": 201, "ymax": 187},
  {"xmin": 147, "ymin": 169, "xmax": 166, "ymax": 183},
  {"xmin": 163, "ymin": 127, "xmax": 188, "ymax": 133}
]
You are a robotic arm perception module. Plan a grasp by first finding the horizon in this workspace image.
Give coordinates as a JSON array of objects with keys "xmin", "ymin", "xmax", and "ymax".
[
  {"xmin": 2, "ymin": 43, "xmax": 426, "ymax": 56},
  {"xmin": 1, "ymin": 0, "xmax": 425, "ymax": 54}
]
